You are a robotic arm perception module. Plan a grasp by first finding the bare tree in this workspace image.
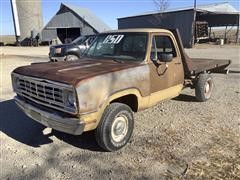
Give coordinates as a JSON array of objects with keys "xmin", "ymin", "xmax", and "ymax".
[
  {"xmin": 148, "ymin": 0, "xmax": 170, "ymax": 25},
  {"xmin": 153, "ymin": 0, "xmax": 170, "ymax": 12}
]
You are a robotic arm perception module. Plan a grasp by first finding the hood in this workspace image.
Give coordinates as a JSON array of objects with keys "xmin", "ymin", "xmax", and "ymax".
[
  {"xmin": 13, "ymin": 59, "xmax": 143, "ymax": 86},
  {"xmin": 50, "ymin": 43, "xmax": 75, "ymax": 49}
]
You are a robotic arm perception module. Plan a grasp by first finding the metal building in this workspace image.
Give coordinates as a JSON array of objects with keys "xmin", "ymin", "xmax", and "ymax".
[
  {"xmin": 11, "ymin": 0, "xmax": 43, "ymax": 43},
  {"xmin": 42, "ymin": 3, "xmax": 110, "ymax": 43},
  {"xmin": 118, "ymin": 2, "xmax": 239, "ymax": 48}
]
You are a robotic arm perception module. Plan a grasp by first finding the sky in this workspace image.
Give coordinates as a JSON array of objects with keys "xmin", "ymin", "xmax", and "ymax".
[{"xmin": 0, "ymin": 0, "xmax": 239, "ymax": 35}]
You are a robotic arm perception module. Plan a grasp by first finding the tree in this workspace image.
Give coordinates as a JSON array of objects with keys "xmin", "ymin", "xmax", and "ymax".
[
  {"xmin": 149, "ymin": 0, "xmax": 170, "ymax": 25},
  {"xmin": 153, "ymin": 0, "xmax": 170, "ymax": 12}
]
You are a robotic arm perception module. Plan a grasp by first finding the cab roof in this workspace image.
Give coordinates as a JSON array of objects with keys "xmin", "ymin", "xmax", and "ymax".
[{"xmin": 102, "ymin": 28, "xmax": 172, "ymax": 34}]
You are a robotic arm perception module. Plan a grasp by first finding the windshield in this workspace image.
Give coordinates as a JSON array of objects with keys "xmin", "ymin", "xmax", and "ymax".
[
  {"xmin": 72, "ymin": 36, "xmax": 88, "ymax": 44},
  {"xmin": 83, "ymin": 33, "xmax": 148, "ymax": 61}
]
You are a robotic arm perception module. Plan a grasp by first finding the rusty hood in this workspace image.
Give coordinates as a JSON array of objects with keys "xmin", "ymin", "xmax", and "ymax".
[{"xmin": 13, "ymin": 59, "xmax": 143, "ymax": 86}]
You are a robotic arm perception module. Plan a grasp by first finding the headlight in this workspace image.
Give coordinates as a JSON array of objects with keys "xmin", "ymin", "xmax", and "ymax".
[
  {"xmin": 55, "ymin": 48, "xmax": 62, "ymax": 53},
  {"xmin": 12, "ymin": 74, "xmax": 20, "ymax": 91},
  {"xmin": 64, "ymin": 90, "xmax": 77, "ymax": 107}
]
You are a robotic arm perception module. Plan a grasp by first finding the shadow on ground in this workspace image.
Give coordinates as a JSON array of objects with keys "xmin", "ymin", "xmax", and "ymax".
[
  {"xmin": 0, "ymin": 99, "xmax": 101, "ymax": 151},
  {"xmin": 173, "ymin": 94, "xmax": 198, "ymax": 102}
]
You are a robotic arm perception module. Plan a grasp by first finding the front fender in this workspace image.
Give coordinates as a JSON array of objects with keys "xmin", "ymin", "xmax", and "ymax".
[
  {"xmin": 79, "ymin": 88, "xmax": 149, "ymax": 132},
  {"xmin": 75, "ymin": 65, "xmax": 150, "ymax": 131},
  {"xmin": 66, "ymin": 48, "xmax": 81, "ymax": 57}
]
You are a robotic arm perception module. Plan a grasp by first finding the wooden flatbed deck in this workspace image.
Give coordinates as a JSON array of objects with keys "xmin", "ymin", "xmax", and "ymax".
[{"xmin": 187, "ymin": 58, "xmax": 231, "ymax": 75}]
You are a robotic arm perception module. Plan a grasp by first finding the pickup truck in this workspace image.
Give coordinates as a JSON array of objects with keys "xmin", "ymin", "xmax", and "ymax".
[
  {"xmin": 12, "ymin": 28, "xmax": 231, "ymax": 151},
  {"xmin": 49, "ymin": 35, "xmax": 96, "ymax": 61}
]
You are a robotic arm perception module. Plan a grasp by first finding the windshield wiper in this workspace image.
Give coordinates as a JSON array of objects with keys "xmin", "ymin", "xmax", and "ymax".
[
  {"xmin": 111, "ymin": 58, "xmax": 124, "ymax": 63},
  {"xmin": 100, "ymin": 54, "xmax": 124, "ymax": 63}
]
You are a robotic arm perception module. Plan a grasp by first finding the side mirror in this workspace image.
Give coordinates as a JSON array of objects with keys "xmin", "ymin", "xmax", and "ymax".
[{"xmin": 158, "ymin": 53, "xmax": 173, "ymax": 63}]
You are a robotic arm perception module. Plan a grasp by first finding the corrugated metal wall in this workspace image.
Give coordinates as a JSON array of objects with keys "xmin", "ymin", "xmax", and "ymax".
[
  {"xmin": 197, "ymin": 13, "xmax": 240, "ymax": 27},
  {"xmin": 118, "ymin": 10, "xmax": 195, "ymax": 48}
]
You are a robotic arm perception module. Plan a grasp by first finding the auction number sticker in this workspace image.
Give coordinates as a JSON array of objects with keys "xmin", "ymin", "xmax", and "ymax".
[{"xmin": 103, "ymin": 35, "xmax": 124, "ymax": 44}]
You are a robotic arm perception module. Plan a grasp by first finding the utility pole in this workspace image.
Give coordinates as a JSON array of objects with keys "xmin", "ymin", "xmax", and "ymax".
[{"xmin": 10, "ymin": 0, "xmax": 21, "ymax": 45}]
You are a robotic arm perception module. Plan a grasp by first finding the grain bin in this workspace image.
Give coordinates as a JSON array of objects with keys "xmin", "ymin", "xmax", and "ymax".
[{"xmin": 11, "ymin": 0, "xmax": 43, "ymax": 42}]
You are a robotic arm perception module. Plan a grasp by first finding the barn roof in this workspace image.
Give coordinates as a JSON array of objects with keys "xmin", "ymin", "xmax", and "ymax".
[
  {"xmin": 118, "ymin": 2, "xmax": 239, "ymax": 19},
  {"xmin": 61, "ymin": 3, "xmax": 110, "ymax": 32},
  {"xmin": 196, "ymin": 2, "xmax": 238, "ymax": 13}
]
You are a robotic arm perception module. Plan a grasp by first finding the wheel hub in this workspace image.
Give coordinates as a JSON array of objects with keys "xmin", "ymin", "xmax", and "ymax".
[
  {"xmin": 205, "ymin": 82, "xmax": 210, "ymax": 93},
  {"xmin": 204, "ymin": 78, "xmax": 213, "ymax": 99},
  {"xmin": 111, "ymin": 115, "xmax": 128, "ymax": 142}
]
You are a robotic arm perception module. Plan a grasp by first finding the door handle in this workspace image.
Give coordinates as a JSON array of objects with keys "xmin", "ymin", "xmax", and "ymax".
[
  {"xmin": 157, "ymin": 64, "xmax": 168, "ymax": 76},
  {"xmin": 175, "ymin": 62, "xmax": 182, "ymax": 65}
]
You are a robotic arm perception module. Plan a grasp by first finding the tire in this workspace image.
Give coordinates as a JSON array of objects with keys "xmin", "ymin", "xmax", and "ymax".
[
  {"xmin": 95, "ymin": 103, "xmax": 134, "ymax": 152},
  {"xmin": 65, "ymin": 54, "xmax": 79, "ymax": 61},
  {"xmin": 195, "ymin": 73, "xmax": 213, "ymax": 102}
]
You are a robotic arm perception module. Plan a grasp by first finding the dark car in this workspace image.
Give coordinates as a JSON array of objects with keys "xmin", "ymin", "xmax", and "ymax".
[{"xmin": 49, "ymin": 35, "xmax": 96, "ymax": 61}]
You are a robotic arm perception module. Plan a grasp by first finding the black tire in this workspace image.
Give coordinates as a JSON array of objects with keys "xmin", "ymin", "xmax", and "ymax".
[
  {"xmin": 95, "ymin": 103, "xmax": 134, "ymax": 152},
  {"xmin": 65, "ymin": 54, "xmax": 79, "ymax": 61},
  {"xmin": 195, "ymin": 73, "xmax": 213, "ymax": 102}
]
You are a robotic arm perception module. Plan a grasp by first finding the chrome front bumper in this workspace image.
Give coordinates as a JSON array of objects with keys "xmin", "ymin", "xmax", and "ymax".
[{"xmin": 14, "ymin": 96, "xmax": 85, "ymax": 135}]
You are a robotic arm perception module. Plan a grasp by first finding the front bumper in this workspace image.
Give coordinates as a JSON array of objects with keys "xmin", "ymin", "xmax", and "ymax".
[
  {"xmin": 15, "ymin": 96, "xmax": 85, "ymax": 135},
  {"xmin": 49, "ymin": 56, "xmax": 66, "ymax": 62}
]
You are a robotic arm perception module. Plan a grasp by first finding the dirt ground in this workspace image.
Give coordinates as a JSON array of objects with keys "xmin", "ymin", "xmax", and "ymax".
[{"xmin": 0, "ymin": 45, "xmax": 240, "ymax": 179}]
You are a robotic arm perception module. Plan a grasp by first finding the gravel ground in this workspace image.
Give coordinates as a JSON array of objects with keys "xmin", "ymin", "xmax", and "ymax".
[{"xmin": 0, "ymin": 45, "xmax": 240, "ymax": 179}]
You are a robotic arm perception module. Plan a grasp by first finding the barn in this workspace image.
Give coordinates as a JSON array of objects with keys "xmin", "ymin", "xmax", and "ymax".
[
  {"xmin": 118, "ymin": 2, "xmax": 239, "ymax": 48},
  {"xmin": 42, "ymin": 3, "xmax": 110, "ymax": 43}
]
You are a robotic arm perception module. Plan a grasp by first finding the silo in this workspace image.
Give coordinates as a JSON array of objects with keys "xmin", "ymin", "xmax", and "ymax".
[{"xmin": 12, "ymin": 0, "xmax": 43, "ymax": 41}]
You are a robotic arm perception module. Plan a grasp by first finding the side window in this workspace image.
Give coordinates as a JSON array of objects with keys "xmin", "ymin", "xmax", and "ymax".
[
  {"xmin": 87, "ymin": 36, "xmax": 96, "ymax": 45},
  {"xmin": 151, "ymin": 35, "xmax": 177, "ymax": 58}
]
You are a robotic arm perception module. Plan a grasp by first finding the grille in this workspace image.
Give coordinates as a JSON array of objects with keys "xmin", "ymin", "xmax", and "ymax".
[{"xmin": 14, "ymin": 74, "xmax": 76, "ymax": 114}]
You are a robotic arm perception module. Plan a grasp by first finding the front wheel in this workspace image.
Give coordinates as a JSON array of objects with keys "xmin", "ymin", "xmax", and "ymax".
[
  {"xmin": 95, "ymin": 103, "xmax": 134, "ymax": 152},
  {"xmin": 195, "ymin": 73, "xmax": 213, "ymax": 102},
  {"xmin": 65, "ymin": 54, "xmax": 79, "ymax": 61}
]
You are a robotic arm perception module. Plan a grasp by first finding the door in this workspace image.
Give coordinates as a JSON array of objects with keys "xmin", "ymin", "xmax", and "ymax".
[
  {"xmin": 148, "ymin": 33, "xmax": 184, "ymax": 105},
  {"xmin": 57, "ymin": 28, "xmax": 81, "ymax": 43}
]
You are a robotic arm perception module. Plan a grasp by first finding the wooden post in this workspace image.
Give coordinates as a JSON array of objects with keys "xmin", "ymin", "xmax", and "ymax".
[
  {"xmin": 224, "ymin": 26, "xmax": 227, "ymax": 42},
  {"xmin": 191, "ymin": 0, "xmax": 197, "ymax": 47},
  {"xmin": 236, "ymin": 14, "xmax": 239, "ymax": 43},
  {"xmin": 209, "ymin": 26, "xmax": 212, "ymax": 39}
]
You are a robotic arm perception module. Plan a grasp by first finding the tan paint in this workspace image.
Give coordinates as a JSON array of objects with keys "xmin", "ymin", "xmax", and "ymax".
[
  {"xmin": 148, "ymin": 84, "xmax": 183, "ymax": 107},
  {"xmin": 104, "ymin": 28, "xmax": 176, "ymax": 34},
  {"xmin": 82, "ymin": 85, "xmax": 182, "ymax": 132},
  {"xmin": 148, "ymin": 32, "xmax": 184, "ymax": 93},
  {"xmin": 82, "ymin": 88, "xmax": 149, "ymax": 131},
  {"xmin": 76, "ymin": 65, "xmax": 150, "ymax": 114}
]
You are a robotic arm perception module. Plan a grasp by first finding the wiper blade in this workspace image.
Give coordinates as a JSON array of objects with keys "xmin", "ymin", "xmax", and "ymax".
[
  {"xmin": 100, "ymin": 54, "xmax": 124, "ymax": 63},
  {"xmin": 111, "ymin": 58, "xmax": 124, "ymax": 63}
]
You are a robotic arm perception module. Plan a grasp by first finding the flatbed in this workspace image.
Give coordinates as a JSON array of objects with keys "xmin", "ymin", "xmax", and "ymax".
[
  {"xmin": 187, "ymin": 58, "xmax": 231, "ymax": 75},
  {"xmin": 171, "ymin": 29, "xmax": 231, "ymax": 77}
]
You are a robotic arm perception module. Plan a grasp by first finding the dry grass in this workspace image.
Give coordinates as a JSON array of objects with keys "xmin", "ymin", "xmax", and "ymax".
[{"xmin": 186, "ymin": 131, "xmax": 240, "ymax": 179}]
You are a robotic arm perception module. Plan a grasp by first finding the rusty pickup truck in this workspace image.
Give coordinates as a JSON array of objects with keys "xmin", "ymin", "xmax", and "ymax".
[{"xmin": 12, "ymin": 28, "xmax": 231, "ymax": 151}]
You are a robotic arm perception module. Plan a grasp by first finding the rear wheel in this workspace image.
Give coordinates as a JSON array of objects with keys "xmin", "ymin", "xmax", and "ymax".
[
  {"xmin": 195, "ymin": 73, "xmax": 213, "ymax": 102},
  {"xmin": 95, "ymin": 103, "xmax": 134, "ymax": 152},
  {"xmin": 65, "ymin": 54, "xmax": 79, "ymax": 61}
]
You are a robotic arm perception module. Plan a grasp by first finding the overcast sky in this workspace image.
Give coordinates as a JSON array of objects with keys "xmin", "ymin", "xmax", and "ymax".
[{"xmin": 0, "ymin": 0, "xmax": 239, "ymax": 35}]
